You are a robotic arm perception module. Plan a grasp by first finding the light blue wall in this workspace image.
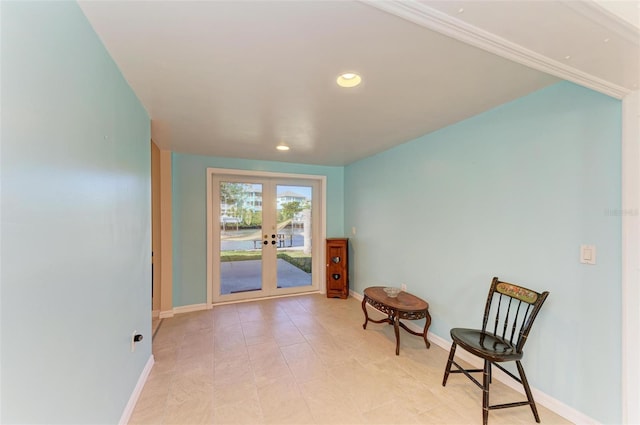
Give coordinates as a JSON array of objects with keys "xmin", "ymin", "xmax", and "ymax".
[
  {"xmin": 1, "ymin": 2, "xmax": 151, "ymax": 424},
  {"xmin": 345, "ymin": 81, "xmax": 621, "ymax": 423},
  {"xmin": 172, "ymin": 154, "xmax": 344, "ymax": 307}
]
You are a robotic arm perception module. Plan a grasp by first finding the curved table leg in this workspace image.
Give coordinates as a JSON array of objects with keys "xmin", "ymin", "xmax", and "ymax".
[
  {"xmin": 423, "ymin": 310, "xmax": 432, "ymax": 349},
  {"xmin": 361, "ymin": 289, "xmax": 431, "ymax": 355},
  {"xmin": 362, "ymin": 296, "xmax": 369, "ymax": 329},
  {"xmin": 394, "ymin": 314, "xmax": 400, "ymax": 355}
]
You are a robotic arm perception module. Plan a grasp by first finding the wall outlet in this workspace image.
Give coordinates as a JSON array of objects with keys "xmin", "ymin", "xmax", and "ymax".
[{"xmin": 401, "ymin": 283, "xmax": 407, "ymax": 292}]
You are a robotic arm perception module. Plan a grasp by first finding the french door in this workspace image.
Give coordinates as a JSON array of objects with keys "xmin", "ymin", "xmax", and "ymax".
[{"xmin": 207, "ymin": 169, "xmax": 324, "ymax": 303}]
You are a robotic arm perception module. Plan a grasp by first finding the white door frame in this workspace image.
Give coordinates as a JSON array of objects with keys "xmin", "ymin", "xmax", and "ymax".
[{"xmin": 206, "ymin": 168, "xmax": 327, "ymax": 305}]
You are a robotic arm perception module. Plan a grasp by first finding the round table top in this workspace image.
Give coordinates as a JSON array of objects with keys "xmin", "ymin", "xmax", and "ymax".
[{"xmin": 364, "ymin": 286, "xmax": 429, "ymax": 311}]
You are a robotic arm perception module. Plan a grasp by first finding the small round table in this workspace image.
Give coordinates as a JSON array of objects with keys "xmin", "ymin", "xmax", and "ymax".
[{"xmin": 361, "ymin": 286, "xmax": 431, "ymax": 355}]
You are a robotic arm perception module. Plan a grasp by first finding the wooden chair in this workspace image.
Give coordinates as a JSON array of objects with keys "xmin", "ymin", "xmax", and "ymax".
[{"xmin": 442, "ymin": 277, "xmax": 550, "ymax": 425}]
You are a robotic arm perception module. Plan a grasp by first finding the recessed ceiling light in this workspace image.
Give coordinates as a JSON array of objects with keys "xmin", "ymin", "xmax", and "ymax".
[
  {"xmin": 276, "ymin": 144, "xmax": 290, "ymax": 151},
  {"xmin": 564, "ymin": 55, "xmax": 571, "ymax": 60},
  {"xmin": 336, "ymin": 72, "xmax": 362, "ymax": 88},
  {"xmin": 458, "ymin": 8, "xmax": 464, "ymax": 13},
  {"xmin": 603, "ymin": 38, "xmax": 610, "ymax": 43}
]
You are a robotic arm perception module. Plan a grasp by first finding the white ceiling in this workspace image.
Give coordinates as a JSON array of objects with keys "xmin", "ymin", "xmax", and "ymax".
[{"xmin": 79, "ymin": 0, "xmax": 639, "ymax": 166}]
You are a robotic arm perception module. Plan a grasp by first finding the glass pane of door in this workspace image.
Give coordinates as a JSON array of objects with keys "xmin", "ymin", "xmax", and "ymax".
[
  {"xmin": 210, "ymin": 171, "xmax": 321, "ymax": 303},
  {"xmin": 275, "ymin": 184, "xmax": 312, "ymax": 289},
  {"xmin": 219, "ymin": 181, "xmax": 263, "ymax": 295}
]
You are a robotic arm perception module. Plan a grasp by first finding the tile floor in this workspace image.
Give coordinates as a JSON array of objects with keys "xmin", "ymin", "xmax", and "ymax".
[{"xmin": 129, "ymin": 293, "xmax": 572, "ymax": 425}]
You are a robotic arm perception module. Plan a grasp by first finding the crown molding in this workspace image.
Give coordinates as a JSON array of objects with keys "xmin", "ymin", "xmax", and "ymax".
[
  {"xmin": 362, "ymin": 0, "xmax": 631, "ymax": 99},
  {"xmin": 562, "ymin": 0, "xmax": 639, "ymax": 46}
]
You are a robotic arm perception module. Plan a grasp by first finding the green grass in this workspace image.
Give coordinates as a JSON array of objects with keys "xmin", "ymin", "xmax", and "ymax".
[
  {"xmin": 221, "ymin": 250, "xmax": 312, "ymax": 273},
  {"xmin": 278, "ymin": 252, "xmax": 312, "ymax": 273},
  {"xmin": 220, "ymin": 251, "xmax": 262, "ymax": 262}
]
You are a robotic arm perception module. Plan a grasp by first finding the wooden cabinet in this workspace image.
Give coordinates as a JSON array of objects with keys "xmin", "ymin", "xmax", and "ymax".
[{"xmin": 326, "ymin": 238, "xmax": 349, "ymax": 299}]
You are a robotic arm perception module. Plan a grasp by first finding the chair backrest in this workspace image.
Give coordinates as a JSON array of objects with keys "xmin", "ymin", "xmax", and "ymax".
[{"xmin": 481, "ymin": 277, "xmax": 549, "ymax": 353}]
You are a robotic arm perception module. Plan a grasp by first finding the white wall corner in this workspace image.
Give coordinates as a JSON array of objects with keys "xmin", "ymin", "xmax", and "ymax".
[
  {"xmin": 580, "ymin": 1, "xmax": 640, "ymax": 38},
  {"xmin": 173, "ymin": 303, "xmax": 212, "ymax": 315},
  {"xmin": 159, "ymin": 310, "xmax": 174, "ymax": 319},
  {"xmin": 622, "ymin": 89, "xmax": 640, "ymax": 425},
  {"xmin": 118, "ymin": 355, "xmax": 154, "ymax": 425},
  {"xmin": 349, "ymin": 289, "xmax": 363, "ymax": 301}
]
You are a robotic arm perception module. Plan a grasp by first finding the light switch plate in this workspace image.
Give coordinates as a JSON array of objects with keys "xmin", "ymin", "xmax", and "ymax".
[{"xmin": 580, "ymin": 245, "xmax": 596, "ymax": 265}]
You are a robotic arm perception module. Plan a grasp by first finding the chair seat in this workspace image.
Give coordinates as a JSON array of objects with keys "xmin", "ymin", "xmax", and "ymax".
[{"xmin": 451, "ymin": 328, "xmax": 523, "ymax": 362}]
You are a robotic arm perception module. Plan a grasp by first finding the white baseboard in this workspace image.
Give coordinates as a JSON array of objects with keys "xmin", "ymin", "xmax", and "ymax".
[
  {"xmin": 171, "ymin": 292, "xmax": 329, "ymax": 316},
  {"xmin": 350, "ymin": 289, "xmax": 598, "ymax": 424},
  {"xmin": 159, "ymin": 309, "xmax": 174, "ymax": 319},
  {"xmin": 119, "ymin": 354, "xmax": 154, "ymax": 425},
  {"xmin": 172, "ymin": 303, "xmax": 212, "ymax": 314}
]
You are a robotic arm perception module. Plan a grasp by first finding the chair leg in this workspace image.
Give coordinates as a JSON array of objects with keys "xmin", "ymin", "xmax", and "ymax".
[
  {"xmin": 442, "ymin": 342, "xmax": 457, "ymax": 386},
  {"xmin": 516, "ymin": 360, "xmax": 540, "ymax": 423},
  {"xmin": 489, "ymin": 361, "xmax": 492, "ymax": 384},
  {"xmin": 482, "ymin": 359, "xmax": 490, "ymax": 425}
]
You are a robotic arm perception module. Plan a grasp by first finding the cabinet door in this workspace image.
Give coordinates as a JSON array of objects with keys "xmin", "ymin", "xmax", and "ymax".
[{"xmin": 326, "ymin": 239, "xmax": 348, "ymax": 298}]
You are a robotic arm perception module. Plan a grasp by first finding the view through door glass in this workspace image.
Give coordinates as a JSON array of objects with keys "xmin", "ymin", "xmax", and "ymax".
[
  {"xmin": 219, "ymin": 181, "xmax": 264, "ymax": 295},
  {"xmin": 218, "ymin": 181, "xmax": 312, "ymax": 296},
  {"xmin": 275, "ymin": 184, "xmax": 312, "ymax": 290}
]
